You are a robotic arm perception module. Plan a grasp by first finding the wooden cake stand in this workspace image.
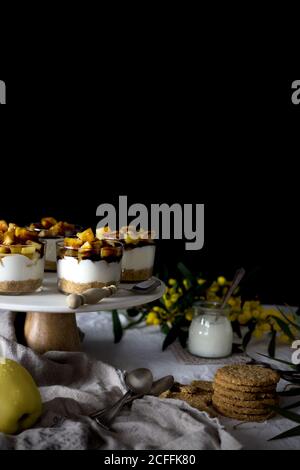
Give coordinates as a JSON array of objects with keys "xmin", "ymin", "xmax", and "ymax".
[{"xmin": 0, "ymin": 273, "xmax": 165, "ymax": 354}]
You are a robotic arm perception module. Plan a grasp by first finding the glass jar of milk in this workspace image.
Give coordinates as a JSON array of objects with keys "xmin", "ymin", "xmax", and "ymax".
[{"xmin": 188, "ymin": 301, "xmax": 233, "ymax": 358}]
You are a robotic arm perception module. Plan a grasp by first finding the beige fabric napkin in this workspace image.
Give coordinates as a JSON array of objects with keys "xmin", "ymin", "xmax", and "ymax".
[{"xmin": 0, "ymin": 311, "xmax": 241, "ymax": 450}]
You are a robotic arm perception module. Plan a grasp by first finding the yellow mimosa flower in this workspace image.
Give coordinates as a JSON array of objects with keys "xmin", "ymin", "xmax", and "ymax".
[
  {"xmin": 146, "ymin": 312, "xmax": 159, "ymax": 325},
  {"xmin": 171, "ymin": 294, "xmax": 180, "ymax": 303},
  {"xmin": 183, "ymin": 279, "xmax": 191, "ymax": 290},
  {"xmin": 185, "ymin": 309, "xmax": 194, "ymax": 321},
  {"xmin": 217, "ymin": 276, "xmax": 226, "ymax": 286}
]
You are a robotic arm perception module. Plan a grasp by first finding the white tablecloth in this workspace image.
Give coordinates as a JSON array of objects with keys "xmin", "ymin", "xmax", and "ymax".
[{"xmin": 77, "ymin": 311, "xmax": 300, "ymax": 451}]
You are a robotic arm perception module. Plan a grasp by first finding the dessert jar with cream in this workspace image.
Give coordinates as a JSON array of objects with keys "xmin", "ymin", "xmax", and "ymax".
[
  {"xmin": 96, "ymin": 226, "xmax": 156, "ymax": 282},
  {"xmin": 188, "ymin": 301, "xmax": 233, "ymax": 358},
  {"xmin": 28, "ymin": 218, "xmax": 78, "ymax": 272},
  {"xmin": 56, "ymin": 229, "xmax": 123, "ymax": 294},
  {"xmin": 0, "ymin": 223, "xmax": 46, "ymax": 294}
]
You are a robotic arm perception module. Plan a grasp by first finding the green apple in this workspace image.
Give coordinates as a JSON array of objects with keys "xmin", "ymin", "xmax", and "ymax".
[{"xmin": 0, "ymin": 358, "xmax": 42, "ymax": 434}]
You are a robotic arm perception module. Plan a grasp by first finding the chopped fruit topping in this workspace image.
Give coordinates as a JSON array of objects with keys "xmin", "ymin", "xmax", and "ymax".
[
  {"xmin": 101, "ymin": 247, "xmax": 116, "ymax": 258},
  {"xmin": 0, "ymin": 223, "xmax": 45, "ymax": 259},
  {"xmin": 79, "ymin": 241, "xmax": 93, "ymax": 251},
  {"xmin": 77, "ymin": 228, "xmax": 95, "ymax": 243},
  {"xmin": 96, "ymin": 226, "xmax": 111, "ymax": 239},
  {"xmin": 0, "ymin": 220, "xmax": 8, "ymax": 232},
  {"xmin": 9, "ymin": 246, "xmax": 23, "ymax": 254},
  {"xmin": 26, "ymin": 240, "xmax": 42, "ymax": 250},
  {"xmin": 8, "ymin": 223, "xmax": 17, "ymax": 232},
  {"xmin": 28, "ymin": 218, "xmax": 76, "ymax": 237},
  {"xmin": 3, "ymin": 231, "xmax": 15, "ymax": 245},
  {"xmin": 41, "ymin": 217, "xmax": 58, "ymax": 228},
  {"xmin": 58, "ymin": 230, "xmax": 122, "ymax": 262},
  {"xmin": 96, "ymin": 226, "xmax": 155, "ymax": 245},
  {"xmin": 21, "ymin": 246, "xmax": 36, "ymax": 255},
  {"xmin": 123, "ymin": 231, "xmax": 140, "ymax": 244},
  {"xmin": 64, "ymin": 238, "xmax": 83, "ymax": 249}
]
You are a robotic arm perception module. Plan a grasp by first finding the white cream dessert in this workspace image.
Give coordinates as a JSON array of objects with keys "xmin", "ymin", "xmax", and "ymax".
[
  {"xmin": 57, "ymin": 228, "xmax": 123, "ymax": 294},
  {"xmin": 0, "ymin": 221, "xmax": 46, "ymax": 294},
  {"xmin": 96, "ymin": 226, "xmax": 156, "ymax": 282},
  {"xmin": 28, "ymin": 218, "xmax": 77, "ymax": 271}
]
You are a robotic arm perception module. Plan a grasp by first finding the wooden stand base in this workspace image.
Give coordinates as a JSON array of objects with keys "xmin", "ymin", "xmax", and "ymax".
[{"xmin": 24, "ymin": 312, "xmax": 81, "ymax": 354}]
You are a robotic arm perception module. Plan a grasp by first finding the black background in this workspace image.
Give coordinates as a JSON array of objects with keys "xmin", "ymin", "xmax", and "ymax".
[{"xmin": 0, "ymin": 71, "xmax": 299, "ymax": 305}]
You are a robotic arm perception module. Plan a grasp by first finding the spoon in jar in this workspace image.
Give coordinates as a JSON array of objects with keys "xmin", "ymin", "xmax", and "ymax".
[{"xmin": 220, "ymin": 267, "xmax": 246, "ymax": 310}]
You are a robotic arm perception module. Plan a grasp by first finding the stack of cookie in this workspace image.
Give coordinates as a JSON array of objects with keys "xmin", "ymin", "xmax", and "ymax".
[{"xmin": 212, "ymin": 365, "xmax": 280, "ymax": 422}]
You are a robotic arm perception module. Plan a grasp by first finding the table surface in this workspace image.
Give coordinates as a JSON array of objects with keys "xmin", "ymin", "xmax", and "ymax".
[
  {"xmin": 0, "ymin": 274, "xmax": 165, "ymax": 313},
  {"xmin": 77, "ymin": 311, "xmax": 300, "ymax": 451}
]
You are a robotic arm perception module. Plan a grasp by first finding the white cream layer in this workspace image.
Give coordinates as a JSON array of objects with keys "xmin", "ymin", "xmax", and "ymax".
[
  {"xmin": 57, "ymin": 257, "xmax": 121, "ymax": 284},
  {"xmin": 0, "ymin": 254, "xmax": 45, "ymax": 282},
  {"xmin": 122, "ymin": 245, "xmax": 155, "ymax": 271}
]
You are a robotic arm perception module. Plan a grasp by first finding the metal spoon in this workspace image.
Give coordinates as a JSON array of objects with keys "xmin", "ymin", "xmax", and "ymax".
[
  {"xmin": 90, "ymin": 375, "xmax": 174, "ymax": 419},
  {"xmin": 220, "ymin": 267, "xmax": 246, "ymax": 309},
  {"xmin": 125, "ymin": 374, "xmax": 175, "ymax": 405},
  {"xmin": 93, "ymin": 368, "xmax": 153, "ymax": 427}
]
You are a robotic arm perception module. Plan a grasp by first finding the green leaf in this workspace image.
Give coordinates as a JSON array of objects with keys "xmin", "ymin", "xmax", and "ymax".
[
  {"xmin": 269, "ymin": 406, "xmax": 300, "ymax": 424},
  {"xmin": 271, "ymin": 316, "xmax": 296, "ymax": 340},
  {"xmin": 112, "ymin": 310, "xmax": 123, "ymax": 343},
  {"xmin": 178, "ymin": 329, "xmax": 188, "ymax": 349},
  {"xmin": 277, "ymin": 307, "xmax": 300, "ymax": 331},
  {"xmin": 232, "ymin": 343, "xmax": 244, "ymax": 354},
  {"xmin": 161, "ymin": 323, "xmax": 170, "ymax": 335},
  {"xmin": 231, "ymin": 320, "xmax": 242, "ymax": 339},
  {"xmin": 257, "ymin": 353, "xmax": 299, "ymax": 369},
  {"xmin": 177, "ymin": 262, "xmax": 194, "ymax": 281},
  {"xmin": 162, "ymin": 317, "xmax": 185, "ymax": 351},
  {"xmin": 242, "ymin": 321, "xmax": 256, "ymax": 350},
  {"xmin": 242, "ymin": 330, "xmax": 253, "ymax": 350},
  {"xmin": 269, "ymin": 425, "xmax": 300, "ymax": 441},
  {"xmin": 268, "ymin": 329, "xmax": 277, "ymax": 358}
]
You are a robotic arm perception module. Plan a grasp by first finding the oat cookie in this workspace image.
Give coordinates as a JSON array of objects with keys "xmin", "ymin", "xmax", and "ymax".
[
  {"xmin": 214, "ymin": 376, "xmax": 276, "ymax": 393},
  {"xmin": 213, "ymin": 391, "xmax": 278, "ymax": 409},
  {"xmin": 212, "ymin": 401, "xmax": 275, "ymax": 422},
  {"xmin": 160, "ymin": 381, "xmax": 216, "ymax": 416},
  {"xmin": 215, "ymin": 365, "xmax": 280, "ymax": 388},
  {"xmin": 213, "ymin": 383, "xmax": 276, "ymax": 401},
  {"xmin": 212, "ymin": 395, "xmax": 273, "ymax": 415},
  {"xmin": 190, "ymin": 380, "xmax": 213, "ymax": 393}
]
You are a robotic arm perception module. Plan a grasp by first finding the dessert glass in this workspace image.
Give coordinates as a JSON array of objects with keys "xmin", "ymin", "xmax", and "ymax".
[
  {"xmin": 97, "ymin": 227, "xmax": 156, "ymax": 282},
  {"xmin": 28, "ymin": 223, "xmax": 79, "ymax": 272},
  {"xmin": 0, "ymin": 241, "xmax": 46, "ymax": 294},
  {"xmin": 56, "ymin": 239, "xmax": 123, "ymax": 294}
]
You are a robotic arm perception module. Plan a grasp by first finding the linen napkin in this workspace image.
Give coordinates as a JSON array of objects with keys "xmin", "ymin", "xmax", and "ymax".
[{"xmin": 0, "ymin": 311, "xmax": 241, "ymax": 450}]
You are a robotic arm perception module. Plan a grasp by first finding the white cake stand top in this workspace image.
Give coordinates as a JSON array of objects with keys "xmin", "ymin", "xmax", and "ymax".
[{"xmin": 0, "ymin": 273, "xmax": 166, "ymax": 314}]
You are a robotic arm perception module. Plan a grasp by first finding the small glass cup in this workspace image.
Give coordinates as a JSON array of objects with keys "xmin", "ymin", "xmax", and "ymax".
[
  {"xmin": 98, "ymin": 227, "xmax": 156, "ymax": 282},
  {"xmin": 0, "ymin": 240, "xmax": 46, "ymax": 294},
  {"xmin": 56, "ymin": 239, "xmax": 123, "ymax": 294},
  {"xmin": 188, "ymin": 301, "xmax": 233, "ymax": 358},
  {"xmin": 28, "ymin": 224, "xmax": 81, "ymax": 272}
]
